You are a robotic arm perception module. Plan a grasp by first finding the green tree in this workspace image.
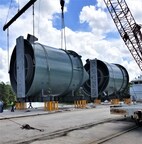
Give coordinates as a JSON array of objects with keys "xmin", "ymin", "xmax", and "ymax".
[{"xmin": 0, "ymin": 82, "xmax": 16, "ymax": 108}]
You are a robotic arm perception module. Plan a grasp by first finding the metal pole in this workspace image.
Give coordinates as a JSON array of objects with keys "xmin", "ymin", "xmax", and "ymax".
[{"xmin": 3, "ymin": 0, "xmax": 37, "ymax": 31}]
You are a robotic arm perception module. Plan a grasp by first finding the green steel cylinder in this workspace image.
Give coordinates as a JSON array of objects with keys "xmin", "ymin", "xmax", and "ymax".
[
  {"xmin": 9, "ymin": 40, "xmax": 89, "ymax": 98},
  {"xmin": 83, "ymin": 59, "xmax": 129, "ymax": 97}
]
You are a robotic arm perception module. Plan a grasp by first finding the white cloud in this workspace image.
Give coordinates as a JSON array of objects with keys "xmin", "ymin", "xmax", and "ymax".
[
  {"xmin": 96, "ymin": 0, "xmax": 106, "ymax": 9},
  {"xmin": 79, "ymin": 5, "xmax": 116, "ymax": 39},
  {"xmin": 0, "ymin": 48, "xmax": 9, "ymax": 82},
  {"xmin": 126, "ymin": 0, "xmax": 142, "ymax": 24}
]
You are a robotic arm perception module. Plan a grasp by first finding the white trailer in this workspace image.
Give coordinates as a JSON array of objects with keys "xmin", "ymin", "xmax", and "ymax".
[
  {"xmin": 110, "ymin": 103, "xmax": 142, "ymax": 125},
  {"xmin": 111, "ymin": 76, "xmax": 142, "ymax": 125}
]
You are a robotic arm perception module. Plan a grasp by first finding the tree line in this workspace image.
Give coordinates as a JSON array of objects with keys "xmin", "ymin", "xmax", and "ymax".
[{"xmin": 0, "ymin": 82, "xmax": 16, "ymax": 108}]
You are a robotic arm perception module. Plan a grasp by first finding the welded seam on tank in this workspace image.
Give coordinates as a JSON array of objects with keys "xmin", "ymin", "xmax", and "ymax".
[
  {"xmin": 122, "ymin": 66, "xmax": 129, "ymax": 91},
  {"xmin": 118, "ymin": 65, "xmax": 125, "ymax": 92},
  {"xmin": 66, "ymin": 50, "xmax": 86, "ymax": 90},
  {"xmin": 36, "ymin": 43, "xmax": 51, "ymax": 92},
  {"xmin": 60, "ymin": 50, "xmax": 74, "ymax": 95},
  {"xmin": 107, "ymin": 63, "xmax": 116, "ymax": 94}
]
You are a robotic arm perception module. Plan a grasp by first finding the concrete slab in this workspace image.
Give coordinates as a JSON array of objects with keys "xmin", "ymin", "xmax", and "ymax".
[{"xmin": 0, "ymin": 105, "xmax": 123, "ymax": 144}]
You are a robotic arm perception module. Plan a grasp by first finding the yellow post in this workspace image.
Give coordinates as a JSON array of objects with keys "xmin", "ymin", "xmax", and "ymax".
[
  {"xmin": 111, "ymin": 99, "xmax": 119, "ymax": 105},
  {"xmin": 15, "ymin": 103, "xmax": 20, "ymax": 110},
  {"xmin": 124, "ymin": 98, "xmax": 131, "ymax": 105},
  {"xmin": 94, "ymin": 99, "xmax": 101, "ymax": 105},
  {"xmin": 82, "ymin": 100, "xmax": 84, "ymax": 108},
  {"xmin": 16, "ymin": 102, "xmax": 26, "ymax": 110},
  {"xmin": 44, "ymin": 101, "xmax": 59, "ymax": 111},
  {"xmin": 51, "ymin": 101, "xmax": 53, "ymax": 111},
  {"xmin": 49, "ymin": 101, "xmax": 52, "ymax": 111},
  {"xmin": 83, "ymin": 100, "xmax": 86, "ymax": 108},
  {"xmin": 74, "ymin": 100, "xmax": 87, "ymax": 109}
]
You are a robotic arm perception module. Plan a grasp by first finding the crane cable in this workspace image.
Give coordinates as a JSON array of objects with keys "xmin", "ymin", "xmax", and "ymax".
[
  {"xmin": 5, "ymin": 0, "xmax": 13, "ymax": 71},
  {"xmin": 60, "ymin": 0, "xmax": 67, "ymax": 50},
  {"xmin": 32, "ymin": 3, "xmax": 35, "ymax": 39},
  {"xmin": 17, "ymin": 0, "xmax": 20, "ymax": 11},
  {"xmin": 7, "ymin": 28, "xmax": 10, "ymax": 70},
  {"xmin": 37, "ymin": 0, "xmax": 41, "ymax": 38},
  {"xmin": 5, "ymin": 0, "xmax": 12, "ymax": 25},
  {"xmin": 5, "ymin": 0, "xmax": 20, "ymax": 71}
]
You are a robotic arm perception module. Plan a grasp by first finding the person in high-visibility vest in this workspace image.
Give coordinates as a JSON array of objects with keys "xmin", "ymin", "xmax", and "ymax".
[{"xmin": 11, "ymin": 101, "xmax": 15, "ymax": 112}]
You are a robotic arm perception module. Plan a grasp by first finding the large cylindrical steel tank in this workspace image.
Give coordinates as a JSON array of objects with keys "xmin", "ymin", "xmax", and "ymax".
[
  {"xmin": 9, "ymin": 39, "xmax": 89, "ymax": 98},
  {"xmin": 83, "ymin": 59, "xmax": 129, "ymax": 97}
]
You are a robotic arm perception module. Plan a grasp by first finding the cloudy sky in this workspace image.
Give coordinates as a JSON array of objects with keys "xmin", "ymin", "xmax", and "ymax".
[{"xmin": 0, "ymin": 0, "xmax": 142, "ymax": 83}]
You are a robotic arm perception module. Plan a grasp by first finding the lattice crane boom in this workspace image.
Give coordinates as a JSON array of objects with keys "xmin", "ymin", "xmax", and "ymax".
[{"xmin": 104, "ymin": 0, "xmax": 142, "ymax": 71}]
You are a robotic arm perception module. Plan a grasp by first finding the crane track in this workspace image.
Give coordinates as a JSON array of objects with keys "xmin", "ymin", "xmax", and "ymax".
[
  {"xmin": 89, "ymin": 125, "xmax": 138, "ymax": 144},
  {"xmin": 12, "ymin": 117, "xmax": 129, "ymax": 144}
]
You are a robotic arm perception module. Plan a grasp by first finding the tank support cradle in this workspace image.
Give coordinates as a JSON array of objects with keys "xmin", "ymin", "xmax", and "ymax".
[
  {"xmin": 74, "ymin": 100, "xmax": 87, "ymax": 108},
  {"xmin": 111, "ymin": 99, "xmax": 120, "ymax": 105},
  {"xmin": 94, "ymin": 99, "xmax": 101, "ymax": 105},
  {"xmin": 44, "ymin": 101, "xmax": 58, "ymax": 111},
  {"xmin": 16, "ymin": 102, "xmax": 27, "ymax": 110}
]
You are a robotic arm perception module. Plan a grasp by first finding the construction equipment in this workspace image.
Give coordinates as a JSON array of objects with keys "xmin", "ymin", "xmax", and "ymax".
[{"xmin": 104, "ymin": 0, "xmax": 142, "ymax": 71}]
